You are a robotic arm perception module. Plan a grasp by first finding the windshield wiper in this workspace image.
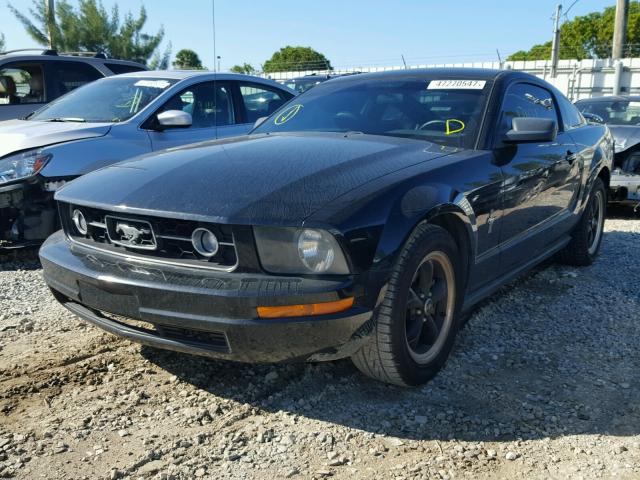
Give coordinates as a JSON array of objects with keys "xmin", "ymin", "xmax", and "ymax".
[{"xmin": 43, "ymin": 117, "xmax": 86, "ymax": 123}]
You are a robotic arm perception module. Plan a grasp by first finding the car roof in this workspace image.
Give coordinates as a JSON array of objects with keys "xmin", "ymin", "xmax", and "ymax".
[
  {"xmin": 323, "ymin": 67, "xmax": 529, "ymax": 84},
  {"xmin": 112, "ymin": 70, "xmax": 296, "ymax": 93},
  {"xmin": 115, "ymin": 70, "xmax": 276, "ymax": 80},
  {"xmin": 575, "ymin": 95, "xmax": 640, "ymax": 103},
  {"xmin": 0, "ymin": 52, "xmax": 144, "ymax": 66}
]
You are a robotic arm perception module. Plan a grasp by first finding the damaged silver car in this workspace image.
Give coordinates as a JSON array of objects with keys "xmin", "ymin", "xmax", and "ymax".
[
  {"xmin": 576, "ymin": 95, "xmax": 640, "ymax": 206},
  {"xmin": 0, "ymin": 71, "xmax": 294, "ymax": 251}
]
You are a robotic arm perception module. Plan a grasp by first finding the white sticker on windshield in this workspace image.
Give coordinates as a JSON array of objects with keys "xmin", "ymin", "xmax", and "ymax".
[
  {"xmin": 427, "ymin": 80, "xmax": 486, "ymax": 90},
  {"xmin": 134, "ymin": 80, "xmax": 171, "ymax": 89}
]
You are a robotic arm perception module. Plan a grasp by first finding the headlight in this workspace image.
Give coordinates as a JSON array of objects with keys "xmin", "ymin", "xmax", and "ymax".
[
  {"xmin": 0, "ymin": 149, "xmax": 52, "ymax": 184},
  {"xmin": 254, "ymin": 227, "xmax": 350, "ymax": 275}
]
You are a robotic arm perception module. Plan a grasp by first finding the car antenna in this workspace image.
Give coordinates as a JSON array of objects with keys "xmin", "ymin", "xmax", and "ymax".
[
  {"xmin": 212, "ymin": 0, "xmax": 218, "ymax": 138},
  {"xmin": 401, "ymin": 54, "xmax": 408, "ymax": 70}
]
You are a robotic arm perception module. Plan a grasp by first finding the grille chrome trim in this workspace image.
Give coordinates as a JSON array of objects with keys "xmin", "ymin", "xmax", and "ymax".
[
  {"xmin": 155, "ymin": 232, "xmax": 235, "ymax": 247},
  {"xmin": 67, "ymin": 234, "xmax": 240, "ymax": 272},
  {"xmin": 155, "ymin": 233, "xmax": 190, "ymax": 242},
  {"xmin": 63, "ymin": 203, "xmax": 240, "ymax": 272}
]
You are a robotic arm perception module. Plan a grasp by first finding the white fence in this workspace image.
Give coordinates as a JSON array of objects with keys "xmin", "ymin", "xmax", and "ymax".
[{"xmin": 260, "ymin": 58, "xmax": 640, "ymax": 101}]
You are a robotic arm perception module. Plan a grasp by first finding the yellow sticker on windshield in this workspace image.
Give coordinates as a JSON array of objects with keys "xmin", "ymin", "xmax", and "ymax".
[
  {"xmin": 445, "ymin": 119, "xmax": 465, "ymax": 135},
  {"xmin": 274, "ymin": 104, "xmax": 303, "ymax": 125}
]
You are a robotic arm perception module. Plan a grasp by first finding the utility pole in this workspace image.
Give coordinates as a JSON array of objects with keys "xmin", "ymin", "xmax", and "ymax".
[
  {"xmin": 612, "ymin": 0, "xmax": 629, "ymax": 59},
  {"xmin": 45, "ymin": 0, "xmax": 55, "ymax": 49},
  {"xmin": 550, "ymin": 4, "xmax": 562, "ymax": 77}
]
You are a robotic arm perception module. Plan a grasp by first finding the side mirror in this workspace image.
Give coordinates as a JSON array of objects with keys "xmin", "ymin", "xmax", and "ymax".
[
  {"xmin": 504, "ymin": 117, "xmax": 557, "ymax": 143},
  {"xmin": 156, "ymin": 110, "xmax": 192, "ymax": 130},
  {"xmin": 253, "ymin": 116, "xmax": 268, "ymax": 129},
  {"xmin": 582, "ymin": 112, "xmax": 604, "ymax": 124}
]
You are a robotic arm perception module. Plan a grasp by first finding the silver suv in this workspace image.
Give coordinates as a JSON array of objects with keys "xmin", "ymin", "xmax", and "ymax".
[{"xmin": 0, "ymin": 49, "xmax": 146, "ymax": 121}]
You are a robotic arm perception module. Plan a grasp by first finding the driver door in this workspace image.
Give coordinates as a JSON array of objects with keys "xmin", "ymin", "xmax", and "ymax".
[
  {"xmin": 495, "ymin": 82, "xmax": 581, "ymax": 273},
  {"xmin": 148, "ymin": 81, "xmax": 235, "ymax": 151}
]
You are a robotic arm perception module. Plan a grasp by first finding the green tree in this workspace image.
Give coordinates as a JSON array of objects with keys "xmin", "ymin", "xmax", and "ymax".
[
  {"xmin": 0, "ymin": 34, "xmax": 5, "ymax": 52},
  {"xmin": 9, "ymin": 0, "xmax": 167, "ymax": 65},
  {"xmin": 149, "ymin": 43, "xmax": 172, "ymax": 70},
  {"xmin": 230, "ymin": 63, "xmax": 256, "ymax": 74},
  {"xmin": 508, "ymin": 2, "xmax": 640, "ymax": 61},
  {"xmin": 172, "ymin": 49, "xmax": 204, "ymax": 70},
  {"xmin": 263, "ymin": 46, "xmax": 332, "ymax": 73}
]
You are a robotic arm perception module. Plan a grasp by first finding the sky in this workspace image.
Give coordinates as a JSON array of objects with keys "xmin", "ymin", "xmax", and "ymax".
[{"xmin": 0, "ymin": 0, "xmax": 613, "ymax": 70}]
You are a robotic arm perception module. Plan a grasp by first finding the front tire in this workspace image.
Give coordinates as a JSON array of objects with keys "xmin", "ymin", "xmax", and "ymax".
[
  {"xmin": 351, "ymin": 224, "xmax": 463, "ymax": 387},
  {"xmin": 557, "ymin": 177, "xmax": 606, "ymax": 266}
]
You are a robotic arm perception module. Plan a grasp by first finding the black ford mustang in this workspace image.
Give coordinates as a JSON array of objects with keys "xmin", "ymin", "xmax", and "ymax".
[{"xmin": 40, "ymin": 69, "xmax": 613, "ymax": 386}]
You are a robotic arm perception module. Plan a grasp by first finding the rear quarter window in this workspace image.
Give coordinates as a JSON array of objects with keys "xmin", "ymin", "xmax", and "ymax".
[
  {"xmin": 50, "ymin": 61, "xmax": 103, "ymax": 96},
  {"xmin": 105, "ymin": 63, "xmax": 146, "ymax": 75},
  {"xmin": 557, "ymin": 95, "xmax": 585, "ymax": 130}
]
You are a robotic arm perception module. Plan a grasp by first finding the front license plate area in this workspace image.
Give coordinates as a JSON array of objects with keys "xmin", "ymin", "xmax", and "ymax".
[{"xmin": 78, "ymin": 281, "xmax": 140, "ymax": 318}]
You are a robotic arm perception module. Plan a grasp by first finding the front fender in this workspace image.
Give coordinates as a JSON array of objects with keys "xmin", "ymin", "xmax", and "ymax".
[
  {"xmin": 373, "ymin": 189, "xmax": 475, "ymax": 274},
  {"xmin": 305, "ymin": 176, "xmax": 477, "ymax": 285}
]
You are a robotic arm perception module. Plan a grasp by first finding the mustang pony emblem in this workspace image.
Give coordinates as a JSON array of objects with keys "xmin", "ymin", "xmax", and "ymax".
[{"xmin": 116, "ymin": 223, "xmax": 150, "ymax": 244}]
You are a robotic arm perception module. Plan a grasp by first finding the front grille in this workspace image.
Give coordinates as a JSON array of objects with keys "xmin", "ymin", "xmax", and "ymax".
[{"xmin": 60, "ymin": 202, "xmax": 238, "ymax": 270}]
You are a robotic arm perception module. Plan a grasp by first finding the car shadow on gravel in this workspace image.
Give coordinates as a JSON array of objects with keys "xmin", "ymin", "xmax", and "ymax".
[
  {"xmin": 142, "ymin": 230, "xmax": 640, "ymax": 444},
  {"xmin": 0, "ymin": 247, "xmax": 41, "ymax": 272}
]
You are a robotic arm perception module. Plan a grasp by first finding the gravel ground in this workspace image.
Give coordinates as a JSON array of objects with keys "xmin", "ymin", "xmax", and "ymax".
[{"xmin": 0, "ymin": 212, "xmax": 638, "ymax": 480}]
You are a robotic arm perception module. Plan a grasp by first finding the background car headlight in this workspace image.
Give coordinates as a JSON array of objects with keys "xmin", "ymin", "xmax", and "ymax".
[
  {"xmin": 254, "ymin": 227, "xmax": 349, "ymax": 275},
  {"xmin": 0, "ymin": 149, "xmax": 52, "ymax": 184}
]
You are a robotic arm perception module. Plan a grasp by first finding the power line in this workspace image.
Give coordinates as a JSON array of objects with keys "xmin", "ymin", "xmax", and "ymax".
[{"xmin": 563, "ymin": 0, "xmax": 581, "ymax": 19}]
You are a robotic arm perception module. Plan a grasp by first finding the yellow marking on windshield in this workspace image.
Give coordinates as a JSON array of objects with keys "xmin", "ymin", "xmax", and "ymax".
[
  {"xmin": 274, "ymin": 104, "xmax": 303, "ymax": 125},
  {"xmin": 445, "ymin": 119, "xmax": 465, "ymax": 135}
]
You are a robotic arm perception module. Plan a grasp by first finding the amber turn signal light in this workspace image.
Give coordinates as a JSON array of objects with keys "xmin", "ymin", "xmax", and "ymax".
[{"xmin": 257, "ymin": 297, "xmax": 354, "ymax": 319}]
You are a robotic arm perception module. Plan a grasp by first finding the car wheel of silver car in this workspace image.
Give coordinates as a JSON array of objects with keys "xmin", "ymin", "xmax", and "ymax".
[
  {"xmin": 351, "ymin": 223, "xmax": 463, "ymax": 387},
  {"xmin": 557, "ymin": 177, "xmax": 606, "ymax": 266}
]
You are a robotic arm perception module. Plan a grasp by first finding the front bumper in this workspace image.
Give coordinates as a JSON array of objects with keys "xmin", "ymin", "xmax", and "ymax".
[
  {"xmin": 40, "ymin": 231, "xmax": 375, "ymax": 363},
  {"xmin": 610, "ymin": 169, "xmax": 640, "ymax": 204}
]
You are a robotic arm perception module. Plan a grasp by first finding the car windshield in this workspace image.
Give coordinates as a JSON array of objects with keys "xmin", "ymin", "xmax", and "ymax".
[
  {"xmin": 576, "ymin": 99, "xmax": 640, "ymax": 126},
  {"xmin": 30, "ymin": 77, "xmax": 178, "ymax": 123},
  {"xmin": 255, "ymin": 77, "xmax": 491, "ymax": 149}
]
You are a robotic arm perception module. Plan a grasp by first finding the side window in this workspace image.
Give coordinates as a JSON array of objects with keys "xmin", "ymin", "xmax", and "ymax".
[
  {"xmin": 239, "ymin": 83, "xmax": 289, "ymax": 123},
  {"xmin": 499, "ymin": 83, "xmax": 558, "ymax": 135},
  {"xmin": 557, "ymin": 95, "xmax": 586, "ymax": 130},
  {"xmin": 104, "ymin": 63, "xmax": 146, "ymax": 75},
  {"xmin": 50, "ymin": 61, "xmax": 103, "ymax": 97},
  {"xmin": 157, "ymin": 82, "xmax": 235, "ymax": 128},
  {"xmin": 0, "ymin": 63, "xmax": 45, "ymax": 105}
]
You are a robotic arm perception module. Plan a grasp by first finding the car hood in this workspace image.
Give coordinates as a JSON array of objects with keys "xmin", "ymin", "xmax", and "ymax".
[
  {"xmin": 607, "ymin": 125, "xmax": 640, "ymax": 153},
  {"xmin": 56, "ymin": 132, "xmax": 454, "ymax": 225},
  {"xmin": 0, "ymin": 119, "xmax": 112, "ymax": 158}
]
